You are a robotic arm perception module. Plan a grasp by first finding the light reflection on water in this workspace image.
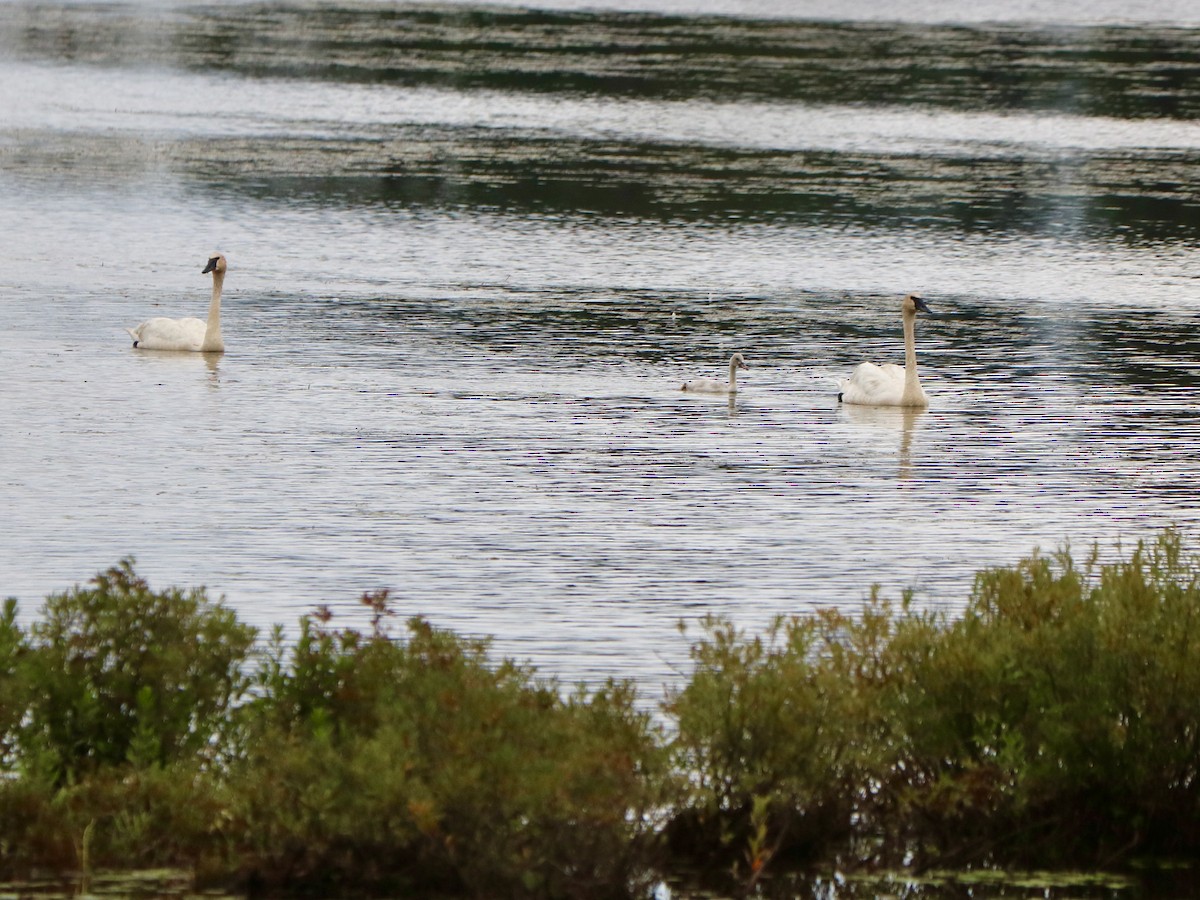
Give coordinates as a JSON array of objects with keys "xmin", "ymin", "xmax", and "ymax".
[
  {"xmin": 3, "ymin": 0, "xmax": 1200, "ymax": 693},
  {"xmin": 5, "ymin": 251, "xmax": 1198, "ymax": 689},
  {"xmin": 10, "ymin": 59, "xmax": 1200, "ymax": 157}
]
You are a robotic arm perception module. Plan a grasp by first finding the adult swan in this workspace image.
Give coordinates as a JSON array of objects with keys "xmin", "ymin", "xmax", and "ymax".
[
  {"xmin": 127, "ymin": 252, "xmax": 228, "ymax": 352},
  {"xmin": 838, "ymin": 293, "xmax": 931, "ymax": 408}
]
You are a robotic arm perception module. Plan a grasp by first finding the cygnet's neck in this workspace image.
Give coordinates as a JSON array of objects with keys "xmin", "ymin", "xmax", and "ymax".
[
  {"xmin": 201, "ymin": 269, "xmax": 225, "ymax": 352},
  {"xmin": 728, "ymin": 358, "xmax": 740, "ymax": 392}
]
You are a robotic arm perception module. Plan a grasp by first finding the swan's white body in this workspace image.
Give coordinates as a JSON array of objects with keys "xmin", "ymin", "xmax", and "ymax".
[
  {"xmin": 839, "ymin": 294, "xmax": 930, "ymax": 408},
  {"xmin": 127, "ymin": 253, "xmax": 227, "ymax": 352},
  {"xmin": 682, "ymin": 353, "xmax": 748, "ymax": 394}
]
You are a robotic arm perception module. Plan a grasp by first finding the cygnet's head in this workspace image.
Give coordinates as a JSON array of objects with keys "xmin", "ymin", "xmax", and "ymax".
[
  {"xmin": 903, "ymin": 293, "xmax": 931, "ymax": 315},
  {"xmin": 202, "ymin": 252, "xmax": 228, "ymax": 275},
  {"xmin": 730, "ymin": 352, "xmax": 749, "ymax": 369}
]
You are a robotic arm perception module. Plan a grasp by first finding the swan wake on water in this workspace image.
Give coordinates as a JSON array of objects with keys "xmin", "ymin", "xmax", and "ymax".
[
  {"xmin": 127, "ymin": 252, "xmax": 227, "ymax": 352},
  {"xmin": 839, "ymin": 294, "xmax": 930, "ymax": 408}
]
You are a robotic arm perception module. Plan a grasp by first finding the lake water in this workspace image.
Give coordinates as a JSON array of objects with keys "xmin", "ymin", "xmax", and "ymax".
[{"xmin": 3, "ymin": 0, "xmax": 1200, "ymax": 695}]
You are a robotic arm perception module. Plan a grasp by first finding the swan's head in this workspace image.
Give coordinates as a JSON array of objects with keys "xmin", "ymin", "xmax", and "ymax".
[
  {"xmin": 730, "ymin": 352, "xmax": 749, "ymax": 370},
  {"xmin": 903, "ymin": 293, "xmax": 931, "ymax": 315},
  {"xmin": 202, "ymin": 252, "xmax": 227, "ymax": 275}
]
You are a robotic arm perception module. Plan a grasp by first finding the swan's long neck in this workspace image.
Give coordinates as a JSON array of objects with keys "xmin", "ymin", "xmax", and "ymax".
[
  {"xmin": 728, "ymin": 357, "xmax": 739, "ymax": 392},
  {"xmin": 901, "ymin": 309, "xmax": 925, "ymax": 406},
  {"xmin": 201, "ymin": 269, "xmax": 224, "ymax": 352}
]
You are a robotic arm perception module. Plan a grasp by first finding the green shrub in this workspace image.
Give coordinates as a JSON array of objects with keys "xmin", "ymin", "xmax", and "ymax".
[
  {"xmin": 886, "ymin": 530, "xmax": 1200, "ymax": 866},
  {"xmin": 663, "ymin": 531, "xmax": 1200, "ymax": 878},
  {"xmin": 662, "ymin": 599, "xmax": 909, "ymax": 888},
  {"xmin": 16, "ymin": 559, "xmax": 257, "ymax": 784},
  {"xmin": 220, "ymin": 596, "xmax": 671, "ymax": 898},
  {"xmin": 0, "ymin": 597, "xmax": 28, "ymax": 770},
  {"xmin": 0, "ymin": 560, "xmax": 251, "ymax": 878},
  {"xmin": 0, "ymin": 775, "xmax": 76, "ymax": 875},
  {"xmin": 0, "ymin": 759, "xmax": 229, "ymax": 877},
  {"xmin": 5, "ymin": 535, "xmax": 1200, "ymax": 891}
]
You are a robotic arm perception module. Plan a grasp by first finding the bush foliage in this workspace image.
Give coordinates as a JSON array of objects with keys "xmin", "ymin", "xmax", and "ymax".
[
  {"xmin": 14, "ymin": 560, "xmax": 257, "ymax": 784},
  {"xmin": 889, "ymin": 531, "xmax": 1200, "ymax": 866},
  {"xmin": 3, "ymin": 532, "xmax": 1200, "ymax": 895},
  {"xmin": 222, "ymin": 596, "xmax": 669, "ymax": 897}
]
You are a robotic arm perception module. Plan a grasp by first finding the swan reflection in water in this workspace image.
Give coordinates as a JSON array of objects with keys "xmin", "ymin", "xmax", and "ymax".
[
  {"xmin": 839, "ymin": 402, "xmax": 925, "ymax": 479},
  {"xmin": 129, "ymin": 345, "xmax": 223, "ymax": 386}
]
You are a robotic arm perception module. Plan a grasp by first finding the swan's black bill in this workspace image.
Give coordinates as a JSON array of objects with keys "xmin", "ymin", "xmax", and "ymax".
[
  {"xmin": 202, "ymin": 257, "xmax": 219, "ymax": 274},
  {"xmin": 913, "ymin": 296, "xmax": 932, "ymax": 314}
]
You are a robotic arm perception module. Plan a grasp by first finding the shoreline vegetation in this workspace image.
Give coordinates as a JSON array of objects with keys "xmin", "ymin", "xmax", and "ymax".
[{"xmin": 2, "ymin": 531, "xmax": 1199, "ymax": 897}]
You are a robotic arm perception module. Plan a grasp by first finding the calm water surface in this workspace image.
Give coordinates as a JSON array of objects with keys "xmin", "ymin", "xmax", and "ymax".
[{"xmin": 3, "ymin": 0, "xmax": 1200, "ymax": 692}]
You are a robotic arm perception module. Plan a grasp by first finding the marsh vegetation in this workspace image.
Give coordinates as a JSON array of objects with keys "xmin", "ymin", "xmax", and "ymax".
[{"xmin": 2, "ymin": 532, "xmax": 1199, "ymax": 897}]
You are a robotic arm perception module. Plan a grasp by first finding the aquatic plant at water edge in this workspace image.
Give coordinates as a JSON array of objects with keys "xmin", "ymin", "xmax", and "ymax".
[
  {"xmin": 218, "ymin": 594, "xmax": 673, "ymax": 898},
  {"xmin": 0, "ymin": 560, "xmax": 256, "ymax": 874},
  {"xmin": 0, "ymin": 597, "xmax": 26, "ymax": 770},
  {"xmin": 661, "ymin": 595, "xmax": 919, "ymax": 890},
  {"xmin": 662, "ymin": 529, "xmax": 1200, "ymax": 885},
  {"xmin": 0, "ymin": 579, "xmax": 672, "ymax": 895},
  {"xmin": 8, "ymin": 559, "xmax": 256, "ymax": 784},
  {"xmin": 3, "ymin": 534, "xmax": 1200, "ymax": 894},
  {"xmin": 885, "ymin": 529, "xmax": 1200, "ymax": 867}
]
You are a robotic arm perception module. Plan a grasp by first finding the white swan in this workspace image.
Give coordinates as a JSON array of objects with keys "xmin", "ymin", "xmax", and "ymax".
[
  {"xmin": 681, "ymin": 353, "xmax": 748, "ymax": 394},
  {"xmin": 838, "ymin": 294, "xmax": 930, "ymax": 407},
  {"xmin": 126, "ymin": 252, "xmax": 227, "ymax": 352}
]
